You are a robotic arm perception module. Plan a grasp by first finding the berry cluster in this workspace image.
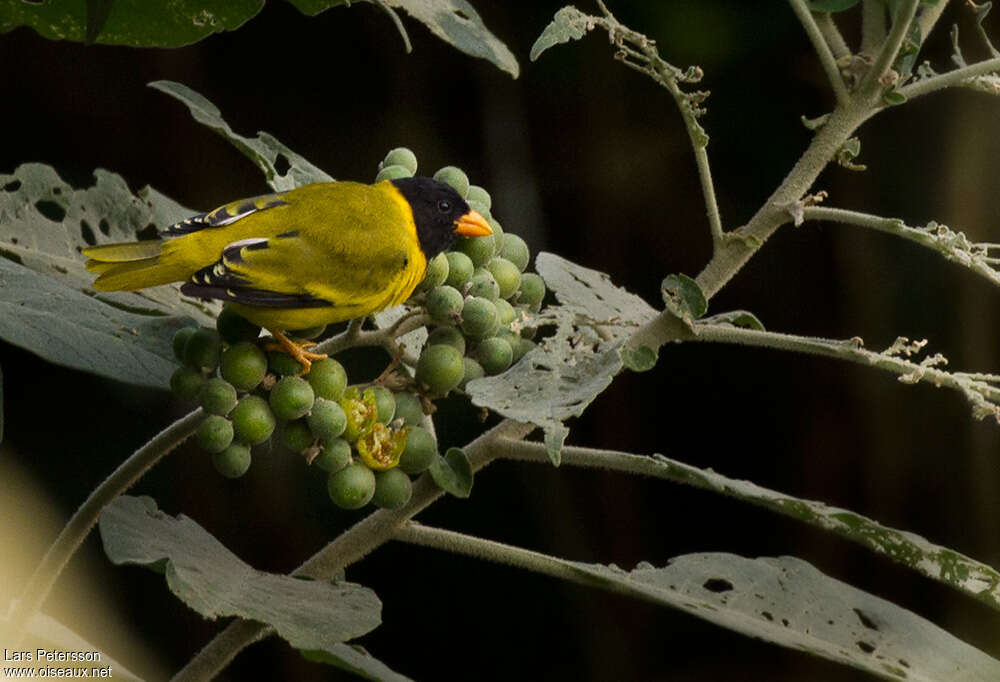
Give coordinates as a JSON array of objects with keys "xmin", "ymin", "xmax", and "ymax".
[{"xmin": 379, "ymin": 148, "xmax": 545, "ymax": 396}]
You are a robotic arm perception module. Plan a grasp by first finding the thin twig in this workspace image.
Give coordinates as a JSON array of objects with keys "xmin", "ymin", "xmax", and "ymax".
[
  {"xmin": 789, "ymin": 0, "xmax": 851, "ymax": 105},
  {"xmin": 861, "ymin": 0, "xmax": 920, "ymax": 92},
  {"xmin": 899, "ymin": 56, "xmax": 1000, "ymax": 99},
  {"xmin": 814, "ymin": 11, "xmax": 851, "ymax": 60},
  {"xmin": 861, "ymin": 0, "xmax": 887, "ymax": 55}
]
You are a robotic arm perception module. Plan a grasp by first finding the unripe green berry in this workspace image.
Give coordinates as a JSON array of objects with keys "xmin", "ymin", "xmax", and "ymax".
[
  {"xmin": 426, "ymin": 325, "xmax": 467, "ymax": 355},
  {"xmin": 172, "ymin": 327, "xmax": 197, "ymax": 362},
  {"xmin": 417, "ymin": 252, "xmax": 449, "ymax": 292},
  {"xmin": 393, "ymin": 392, "xmax": 424, "ymax": 427},
  {"xmin": 170, "ymin": 366, "xmax": 205, "ymax": 400},
  {"xmin": 500, "ymin": 233, "xmax": 530, "ymax": 272},
  {"xmin": 328, "ymin": 463, "xmax": 376, "ymax": 509},
  {"xmin": 460, "ymin": 296, "xmax": 500, "ymax": 339},
  {"xmin": 197, "ymin": 415, "xmax": 234, "ymax": 454},
  {"xmin": 517, "ymin": 272, "xmax": 546, "ymax": 311},
  {"xmin": 416, "ymin": 344, "xmax": 464, "ymax": 395},
  {"xmin": 397, "ymin": 425, "xmax": 437, "ymax": 474},
  {"xmin": 282, "ymin": 419, "xmax": 315, "ymax": 453},
  {"xmin": 467, "ymin": 269, "xmax": 500, "ymax": 301},
  {"xmin": 315, "ymin": 437, "xmax": 352, "ymax": 473},
  {"xmin": 425, "ymin": 285, "xmax": 464, "ymax": 324},
  {"xmin": 269, "ymin": 376, "xmax": 315, "ymax": 420},
  {"xmin": 371, "ymin": 386, "xmax": 396, "ymax": 424},
  {"xmin": 488, "ymin": 257, "xmax": 521, "ymax": 300},
  {"xmin": 199, "ymin": 377, "xmax": 238, "ymax": 416},
  {"xmin": 444, "ymin": 251, "xmax": 474, "ymax": 288},
  {"xmin": 220, "ymin": 342, "xmax": 267, "ymax": 392},
  {"xmin": 290, "ymin": 325, "xmax": 326, "ymax": 340},
  {"xmin": 307, "ymin": 358, "xmax": 348, "ymax": 400},
  {"xmin": 495, "ymin": 298, "xmax": 516, "ymax": 326},
  {"xmin": 267, "ymin": 350, "xmax": 305, "ymax": 377},
  {"xmin": 382, "ymin": 147, "xmax": 418, "ymax": 175},
  {"xmin": 184, "ymin": 328, "xmax": 222, "ymax": 372},
  {"xmin": 465, "ymin": 199, "xmax": 491, "ymax": 220},
  {"xmin": 371, "ymin": 468, "xmax": 412, "ymax": 509},
  {"xmin": 231, "ymin": 395, "xmax": 276, "ymax": 445},
  {"xmin": 456, "ymin": 235, "xmax": 495, "ymax": 268},
  {"xmin": 487, "ymin": 216, "xmax": 504, "ymax": 247},
  {"xmin": 460, "ymin": 357, "xmax": 485, "ymax": 389},
  {"xmin": 476, "ymin": 336, "xmax": 513, "ymax": 375},
  {"xmin": 216, "ymin": 308, "xmax": 261, "ymax": 345},
  {"xmin": 308, "ymin": 397, "xmax": 347, "ymax": 441},
  {"xmin": 375, "ymin": 164, "xmax": 412, "ymax": 183},
  {"xmin": 433, "ymin": 166, "xmax": 470, "ymax": 197},
  {"xmin": 511, "ymin": 337, "xmax": 536, "ymax": 364},
  {"xmin": 212, "ymin": 443, "xmax": 251, "ymax": 478},
  {"xmin": 466, "ymin": 184, "xmax": 492, "ymax": 210}
]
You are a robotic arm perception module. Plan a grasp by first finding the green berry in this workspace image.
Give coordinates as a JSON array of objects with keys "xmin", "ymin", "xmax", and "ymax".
[
  {"xmin": 460, "ymin": 357, "xmax": 485, "ymax": 388},
  {"xmin": 308, "ymin": 397, "xmax": 347, "ymax": 440},
  {"xmin": 371, "ymin": 386, "xmax": 396, "ymax": 424},
  {"xmin": 433, "ymin": 166, "xmax": 470, "ymax": 197},
  {"xmin": 487, "ymin": 216, "xmax": 504, "ymax": 247},
  {"xmin": 375, "ymin": 164, "xmax": 412, "ymax": 183},
  {"xmin": 290, "ymin": 325, "xmax": 326, "ymax": 340},
  {"xmin": 269, "ymin": 376, "xmax": 315, "ymax": 420},
  {"xmin": 382, "ymin": 147, "xmax": 418, "ymax": 175},
  {"xmin": 425, "ymin": 285, "xmax": 465, "ymax": 324},
  {"xmin": 393, "ymin": 392, "xmax": 424, "ymax": 427},
  {"xmin": 212, "ymin": 443, "xmax": 251, "ymax": 478},
  {"xmin": 282, "ymin": 419, "xmax": 315, "ymax": 453},
  {"xmin": 307, "ymin": 358, "xmax": 348, "ymax": 400},
  {"xmin": 328, "ymin": 463, "xmax": 376, "ymax": 509},
  {"xmin": 416, "ymin": 344, "xmax": 465, "ymax": 395},
  {"xmin": 267, "ymin": 350, "xmax": 305, "ymax": 377},
  {"xmin": 315, "ymin": 437, "xmax": 352, "ymax": 472},
  {"xmin": 456, "ymin": 235, "xmax": 495, "ymax": 268},
  {"xmin": 426, "ymin": 325, "xmax": 466, "ymax": 355},
  {"xmin": 500, "ymin": 233, "xmax": 530, "ymax": 272},
  {"xmin": 197, "ymin": 415, "xmax": 234, "ymax": 454},
  {"xmin": 216, "ymin": 308, "xmax": 261, "ymax": 345},
  {"xmin": 466, "ymin": 184, "xmax": 492, "ymax": 210},
  {"xmin": 488, "ymin": 257, "xmax": 521, "ymax": 300},
  {"xmin": 398, "ymin": 425, "xmax": 437, "ymax": 474},
  {"xmin": 199, "ymin": 377, "xmax": 238, "ymax": 416},
  {"xmin": 511, "ymin": 337, "xmax": 536, "ymax": 364},
  {"xmin": 466, "ymin": 199, "xmax": 491, "ymax": 220},
  {"xmin": 467, "ymin": 269, "xmax": 500, "ymax": 301},
  {"xmin": 444, "ymin": 251, "xmax": 474, "ymax": 288},
  {"xmin": 172, "ymin": 327, "xmax": 197, "ymax": 362},
  {"xmin": 517, "ymin": 273, "xmax": 546, "ymax": 312},
  {"xmin": 170, "ymin": 366, "xmax": 205, "ymax": 400},
  {"xmin": 371, "ymin": 468, "xmax": 413, "ymax": 510},
  {"xmin": 495, "ymin": 298, "xmax": 516, "ymax": 326},
  {"xmin": 220, "ymin": 342, "xmax": 267, "ymax": 392},
  {"xmin": 231, "ymin": 395, "xmax": 276, "ymax": 445},
  {"xmin": 417, "ymin": 252, "xmax": 449, "ymax": 292},
  {"xmin": 476, "ymin": 337, "xmax": 513, "ymax": 375},
  {"xmin": 460, "ymin": 296, "xmax": 500, "ymax": 339},
  {"xmin": 183, "ymin": 328, "xmax": 222, "ymax": 372}
]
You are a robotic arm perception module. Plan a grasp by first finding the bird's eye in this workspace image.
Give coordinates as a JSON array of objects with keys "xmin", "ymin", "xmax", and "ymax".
[{"xmin": 437, "ymin": 200, "xmax": 451, "ymax": 213}]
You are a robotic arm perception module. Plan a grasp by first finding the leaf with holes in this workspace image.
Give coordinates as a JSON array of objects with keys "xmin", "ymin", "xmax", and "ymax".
[
  {"xmin": 561, "ymin": 553, "xmax": 1000, "ymax": 680},
  {"xmin": 0, "ymin": 0, "xmax": 263, "ymax": 47},
  {"xmin": 530, "ymin": 6, "xmax": 596, "ymax": 62},
  {"xmin": 149, "ymin": 80, "xmax": 334, "ymax": 192},
  {"xmin": 661, "ymin": 273, "xmax": 706, "ymax": 331},
  {"xmin": 99, "ymin": 496, "xmax": 382, "ymax": 652}
]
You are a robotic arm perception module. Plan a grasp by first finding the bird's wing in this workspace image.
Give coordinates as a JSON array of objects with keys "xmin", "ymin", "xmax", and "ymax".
[{"xmin": 161, "ymin": 193, "xmax": 289, "ymax": 236}]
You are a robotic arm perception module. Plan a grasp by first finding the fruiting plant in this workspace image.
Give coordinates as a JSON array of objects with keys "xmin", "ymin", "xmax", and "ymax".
[{"xmin": 4, "ymin": 1, "xmax": 1000, "ymax": 680}]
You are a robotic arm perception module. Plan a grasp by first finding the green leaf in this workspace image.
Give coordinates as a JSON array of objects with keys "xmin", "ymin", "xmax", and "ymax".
[
  {"xmin": 700, "ymin": 310, "xmax": 765, "ymax": 331},
  {"xmin": 99, "ymin": 496, "xmax": 382, "ymax": 650},
  {"xmin": 560, "ymin": 553, "xmax": 1000, "ymax": 680},
  {"xmin": 882, "ymin": 88, "xmax": 908, "ymax": 106},
  {"xmin": 835, "ymin": 136, "xmax": 867, "ymax": 171},
  {"xmin": 530, "ymin": 6, "xmax": 595, "ymax": 62},
  {"xmin": 429, "ymin": 447, "xmax": 473, "ymax": 497},
  {"xmin": 807, "ymin": 0, "xmax": 861, "ymax": 11},
  {"xmin": 301, "ymin": 644, "xmax": 413, "ymax": 681},
  {"xmin": 661, "ymin": 273, "xmax": 707, "ymax": 329},
  {"xmin": 149, "ymin": 80, "xmax": 334, "ymax": 192},
  {"xmin": 621, "ymin": 345, "xmax": 658, "ymax": 372},
  {"xmin": 0, "ymin": 0, "xmax": 264, "ymax": 47}
]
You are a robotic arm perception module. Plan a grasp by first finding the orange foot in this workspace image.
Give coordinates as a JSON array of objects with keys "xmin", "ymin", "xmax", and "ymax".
[{"xmin": 264, "ymin": 329, "xmax": 328, "ymax": 374}]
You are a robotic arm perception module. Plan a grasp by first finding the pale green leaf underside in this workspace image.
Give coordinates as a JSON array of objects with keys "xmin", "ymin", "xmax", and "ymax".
[
  {"xmin": 149, "ymin": 80, "xmax": 334, "ymax": 192},
  {"xmin": 530, "ymin": 6, "xmax": 594, "ymax": 62},
  {"xmin": 99, "ymin": 496, "xmax": 382, "ymax": 651},
  {"xmin": 570, "ymin": 553, "xmax": 1000, "ymax": 680}
]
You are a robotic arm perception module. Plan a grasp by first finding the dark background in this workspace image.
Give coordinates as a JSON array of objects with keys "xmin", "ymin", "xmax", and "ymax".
[{"xmin": 2, "ymin": 1, "xmax": 1000, "ymax": 680}]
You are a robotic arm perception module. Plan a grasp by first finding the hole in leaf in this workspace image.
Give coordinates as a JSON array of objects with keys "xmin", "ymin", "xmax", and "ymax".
[
  {"xmin": 54, "ymin": 265, "xmax": 67, "ymax": 274},
  {"xmin": 702, "ymin": 578, "xmax": 733, "ymax": 593},
  {"xmin": 52, "ymin": 187, "xmax": 61, "ymax": 195},
  {"xmin": 0, "ymin": 248, "xmax": 24, "ymax": 265},
  {"xmin": 136, "ymin": 223, "xmax": 158, "ymax": 240},
  {"xmin": 898, "ymin": 659, "xmax": 910, "ymax": 668},
  {"xmin": 3, "ymin": 180, "xmax": 21, "ymax": 192},
  {"xmin": 781, "ymin": 618, "xmax": 789, "ymax": 627},
  {"xmin": 98, "ymin": 218, "xmax": 111, "ymax": 236},
  {"xmin": 10, "ymin": 237, "xmax": 18, "ymax": 245},
  {"xmin": 80, "ymin": 219, "xmax": 97, "ymax": 246},
  {"xmin": 35, "ymin": 199, "xmax": 66, "ymax": 222},
  {"xmin": 856, "ymin": 641, "xmax": 875, "ymax": 654},
  {"xmin": 760, "ymin": 611, "xmax": 773, "ymax": 621},
  {"xmin": 853, "ymin": 608, "xmax": 879, "ymax": 630},
  {"xmin": 453, "ymin": 9, "xmax": 469, "ymax": 20},
  {"xmin": 274, "ymin": 153, "xmax": 291, "ymax": 176}
]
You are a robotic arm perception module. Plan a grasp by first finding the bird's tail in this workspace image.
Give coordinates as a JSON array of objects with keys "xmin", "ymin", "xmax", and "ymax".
[{"xmin": 83, "ymin": 240, "xmax": 189, "ymax": 291}]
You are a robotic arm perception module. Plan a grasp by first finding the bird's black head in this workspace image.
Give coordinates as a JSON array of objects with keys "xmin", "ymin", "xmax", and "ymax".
[{"xmin": 391, "ymin": 177, "xmax": 491, "ymax": 259}]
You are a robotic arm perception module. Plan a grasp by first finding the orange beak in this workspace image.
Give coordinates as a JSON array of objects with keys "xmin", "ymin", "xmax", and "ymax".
[{"xmin": 454, "ymin": 210, "xmax": 492, "ymax": 237}]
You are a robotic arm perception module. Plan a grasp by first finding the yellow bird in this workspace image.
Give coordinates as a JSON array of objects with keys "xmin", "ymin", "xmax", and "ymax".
[{"xmin": 83, "ymin": 177, "xmax": 492, "ymax": 370}]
